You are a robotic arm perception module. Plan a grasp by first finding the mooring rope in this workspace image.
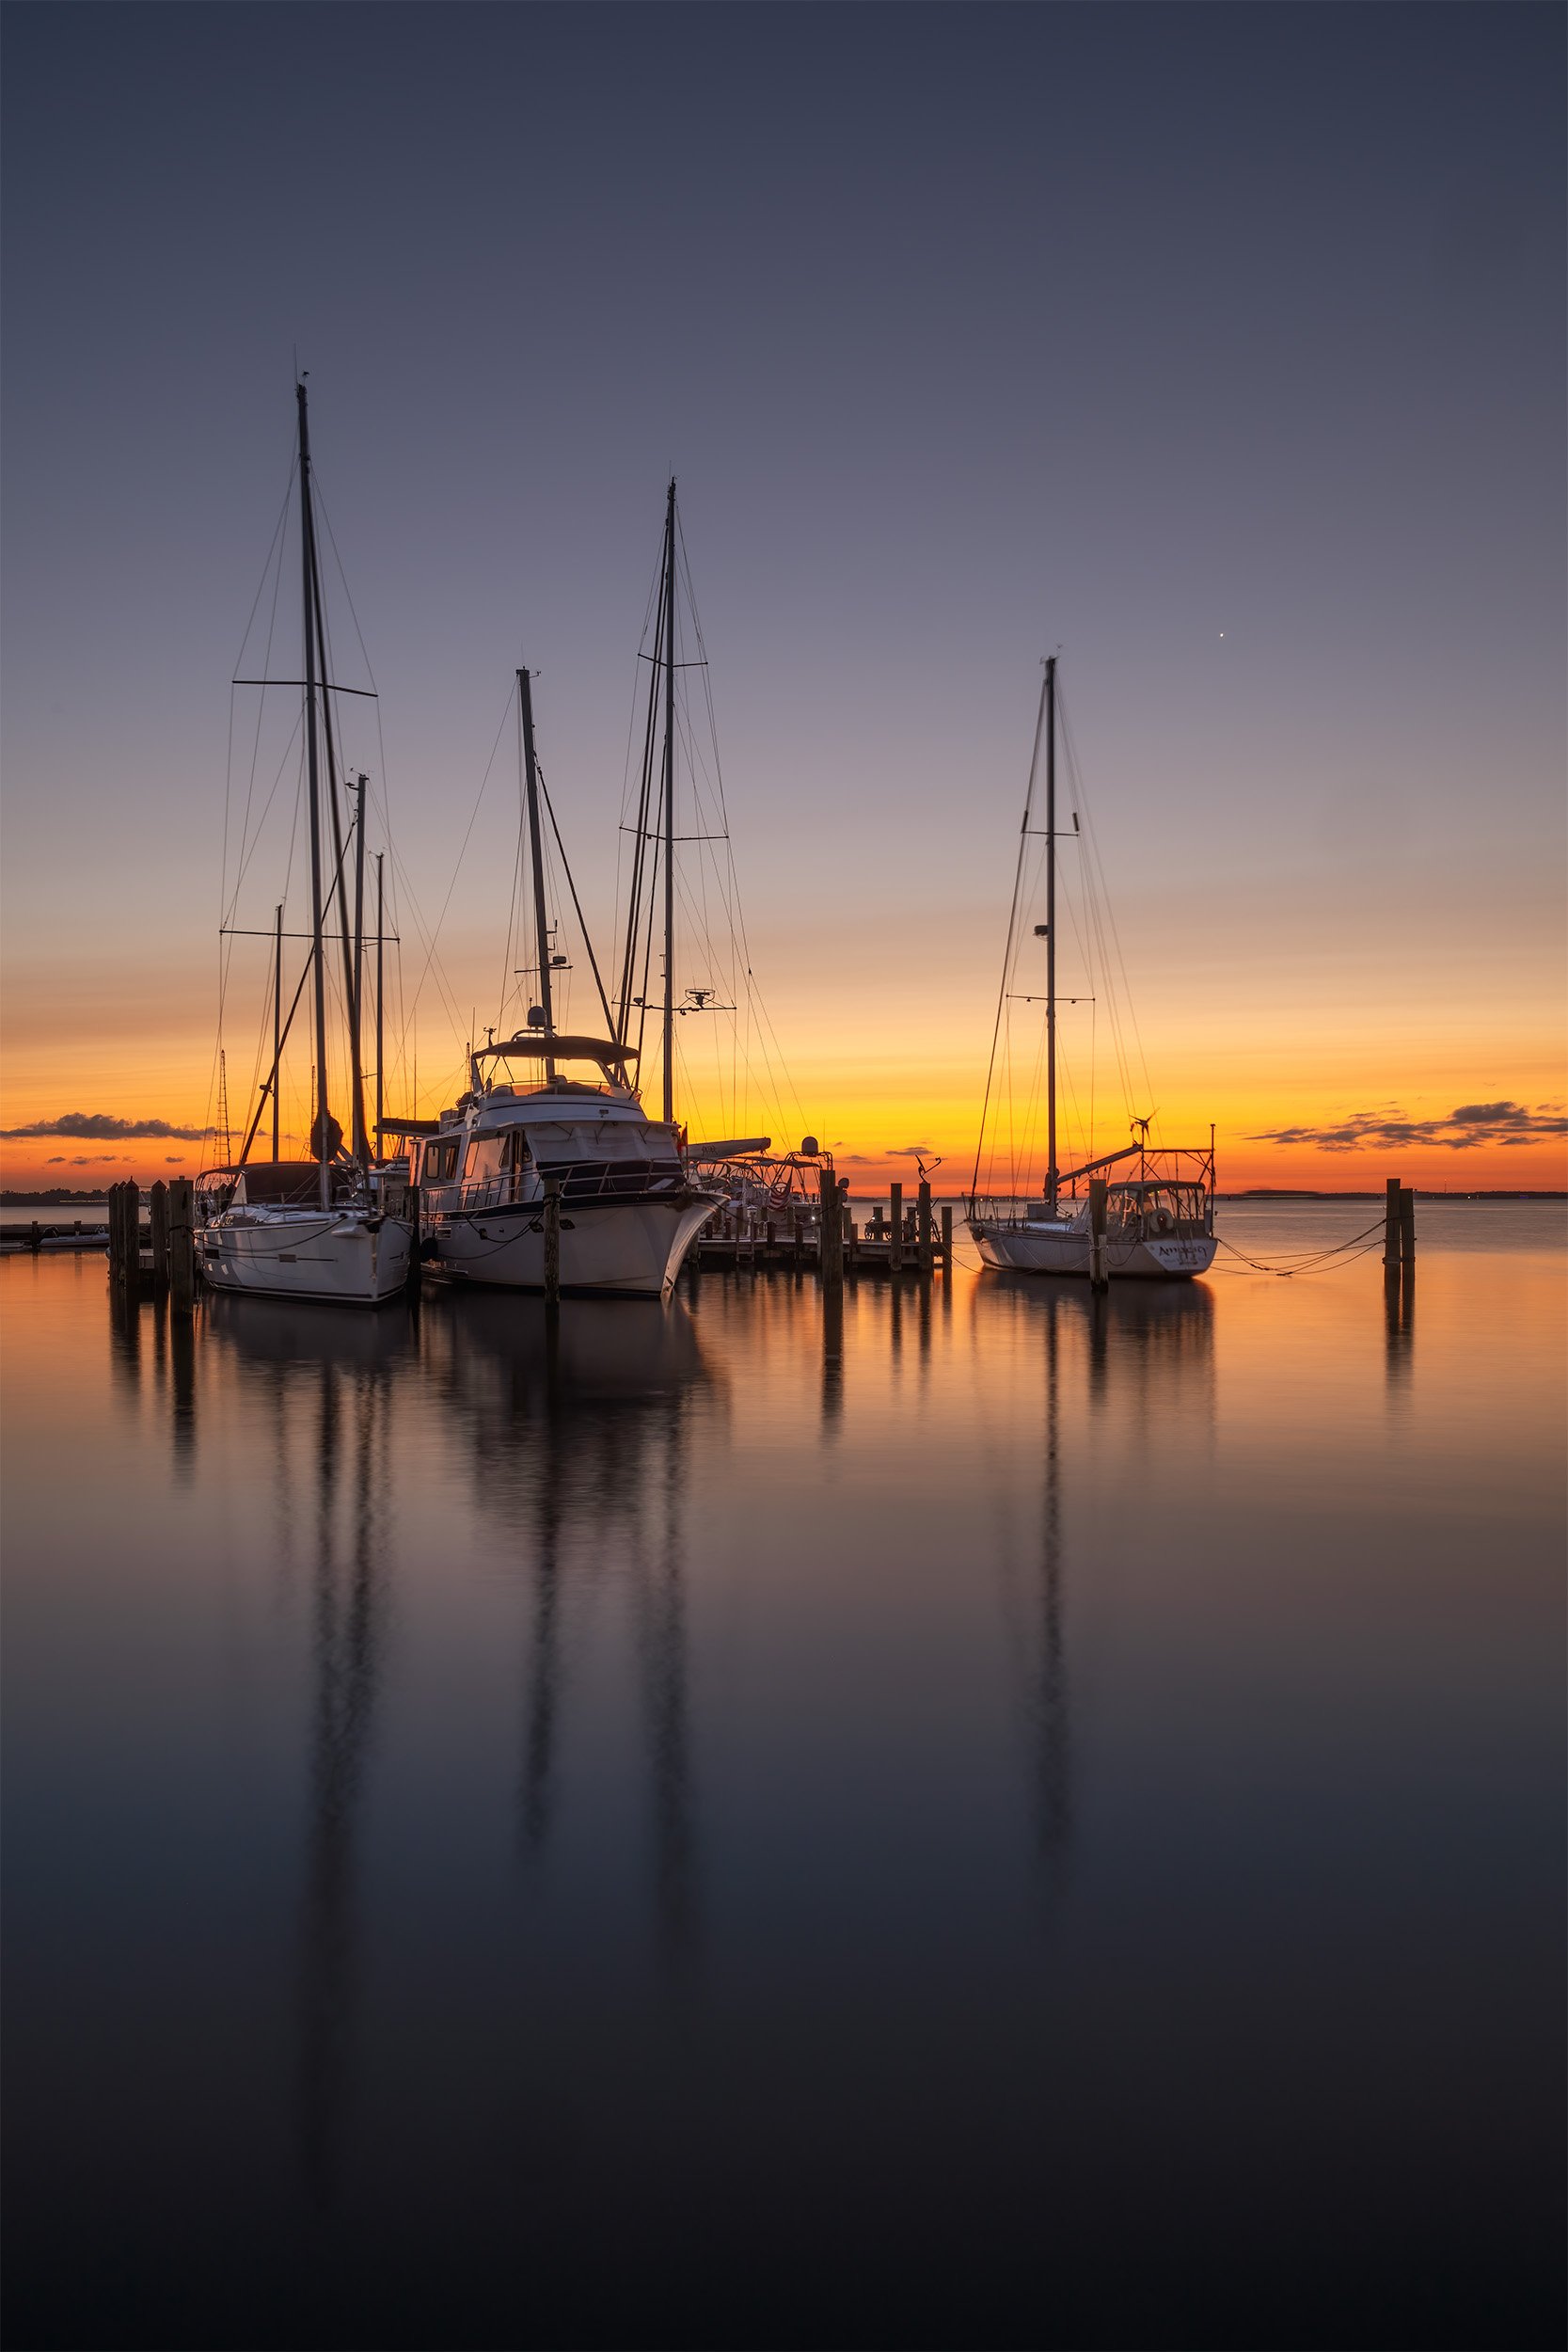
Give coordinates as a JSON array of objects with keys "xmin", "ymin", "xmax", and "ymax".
[{"xmin": 1213, "ymin": 1219, "xmax": 1388, "ymax": 1278}]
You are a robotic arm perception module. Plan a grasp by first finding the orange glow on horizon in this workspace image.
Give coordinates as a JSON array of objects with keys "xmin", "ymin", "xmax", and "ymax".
[{"xmin": 5, "ymin": 896, "xmax": 1563, "ymax": 1197}]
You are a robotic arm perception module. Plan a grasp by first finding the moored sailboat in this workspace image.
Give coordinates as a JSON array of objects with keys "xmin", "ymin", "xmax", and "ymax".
[
  {"xmin": 197, "ymin": 381, "xmax": 411, "ymax": 1305},
  {"xmin": 966, "ymin": 658, "xmax": 1217, "ymax": 1281}
]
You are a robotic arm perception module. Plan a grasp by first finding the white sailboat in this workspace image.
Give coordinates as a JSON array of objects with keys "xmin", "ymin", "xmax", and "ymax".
[
  {"xmin": 967, "ymin": 657, "xmax": 1217, "ymax": 1281},
  {"xmin": 197, "ymin": 381, "xmax": 412, "ymax": 1306}
]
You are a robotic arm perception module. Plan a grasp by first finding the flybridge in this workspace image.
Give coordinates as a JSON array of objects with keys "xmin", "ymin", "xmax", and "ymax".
[
  {"xmin": 473, "ymin": 1035, "xmax": 638, "ymax": 1066},
  {"xmin": 687, "ymin": 1136, "xmax": 771, "ymax": 1161}
]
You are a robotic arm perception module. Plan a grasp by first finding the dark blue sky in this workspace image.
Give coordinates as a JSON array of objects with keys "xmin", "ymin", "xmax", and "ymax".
[{"xmin": 3, "ymin": 2, "xmax": 1562, "ymax": 1173}]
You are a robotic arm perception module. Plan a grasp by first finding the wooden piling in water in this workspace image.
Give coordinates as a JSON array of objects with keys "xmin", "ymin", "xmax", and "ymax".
[
  {"xmin": 149, "ymin": 1181, "xmax": 169, "ymax": 1287},
  {"xmin": 1399, "ymin": 1184, "xmax": 1416, "ymax": 1268},
  {"xmin": 405, "ymin": 1181, "xmax": 422, "ymax": 1293},
  {"xmin": 121, "ymin": 1183, "xmax": 142, "ymax": 1299},
  {"xmin": 818, "ymin": 1164, "xmax": 843, "ymax": 1292},
  {"xmin": 1384, "ymin": 1177, "xmax": 1401, "ymax": 1271},
  {"xmin": 543, "ymin": 1176, "xmax": 562, "ymax": 1307},
  {"xmin": 167, "ymin": 1180, "xmax": 194, "ymax": 1312},
  {"xmin": 889, "ymin": 1181, "xmax": 903, "ymax": 1275},
  {"xmin": 917, "ymin": 1180, "xmax": 933, "ymax": 1276},
  {"xmin": 941, "ymin": 1203, "xmax": 953, "ymax": 1270},
  {"xmin": 1088, "ymin": 1175, "xmax": 1109, "ymax": 1292}
]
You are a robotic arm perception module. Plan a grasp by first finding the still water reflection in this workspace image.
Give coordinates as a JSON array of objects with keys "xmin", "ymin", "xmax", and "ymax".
[{"xmin": 4, "ymin": 1207, "xmax": 1563, "ymax": 2350}]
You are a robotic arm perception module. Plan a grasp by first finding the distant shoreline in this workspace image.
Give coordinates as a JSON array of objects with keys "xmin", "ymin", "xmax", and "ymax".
[
  {"xmin": 1, "ymin": 1190, "xmax": 115, "ymax": 1207},
  {"xmin": 1218, "ymin": 1189, "xmax": 1567, "ymax": 1202},
  {"xmin": 2, "ymin": 1185, "xmax": 1563, "ymax": 1207}
]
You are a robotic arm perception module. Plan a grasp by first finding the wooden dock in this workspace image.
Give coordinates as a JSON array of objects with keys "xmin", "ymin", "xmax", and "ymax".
[
  {"xmin": 0, "ymin": 1218, "xmax": 111, "ymax": 1254},
  {"xmin": 692, "ymin": 1182, "xmax": 955, "ymax": 1276}
]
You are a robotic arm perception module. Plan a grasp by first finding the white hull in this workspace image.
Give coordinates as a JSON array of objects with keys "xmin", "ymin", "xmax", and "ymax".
[
  {"xmin": 971, "ymin": 1219, "xmax": 1215, "ymax": 1280},
  {"xmin": 198, "ymin": 1209, "xmax": 412, "ymax": 1304},
  {"xmin": 426, "ymin": 1195, "xmax": 716, "ymax": 1297}
]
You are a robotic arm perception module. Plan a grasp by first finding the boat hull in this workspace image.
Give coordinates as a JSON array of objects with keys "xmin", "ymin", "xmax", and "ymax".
[
  {"xmin": 971, "ymin": 1220, "xmax": 1215, "ymax": 1280},
  {"xmin": 198, "ymin": 1210, "xmax": 412, "ymax": 1304},
  {"xmin": 425, "ymin": 1194, "xmax": 717, "ymax": 1297}
]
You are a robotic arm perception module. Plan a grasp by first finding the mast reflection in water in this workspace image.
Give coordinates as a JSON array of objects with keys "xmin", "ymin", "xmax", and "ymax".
[
  {"xmin": 420, "ymin": 1290, "xmax": 719, "ymax": 1965},
  {"xmin": 204, "ymin": 1293, "xmax": 413, "ymax": 2214}
]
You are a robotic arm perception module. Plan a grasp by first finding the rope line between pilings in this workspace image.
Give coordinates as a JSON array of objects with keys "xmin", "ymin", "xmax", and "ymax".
[{"xmin": 1212, "ymin": 1220, "xmax": 1388, "ymax": 1278}]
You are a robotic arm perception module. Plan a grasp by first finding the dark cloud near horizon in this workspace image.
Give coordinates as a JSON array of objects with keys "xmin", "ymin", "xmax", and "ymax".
[
  {"xmin": 45, "ymin": 1152, "xmax": 126, "ymax": 1166},
  {"xmin": 1, "ymin": 1111, "xmax": 207, "ymax": 1141},
  {"xmin": 1250, "ymin": 1102, "xmax": 1568, "ymax": 1152}
]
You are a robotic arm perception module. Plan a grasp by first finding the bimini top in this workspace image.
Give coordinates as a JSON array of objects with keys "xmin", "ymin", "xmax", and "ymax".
[{"xmin": 475, "ymin": 1033, "xmax": 638, "ymax": 1066}]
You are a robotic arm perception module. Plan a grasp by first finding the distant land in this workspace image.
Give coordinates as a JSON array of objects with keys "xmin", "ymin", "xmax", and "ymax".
[
  {"xmin": 2, "ymin": 1185, "xmax": 1564, "ymax": 1207},
  {"xmin": 1227, "ymin": 1188, "xmax": 1568, "ymax": 1201},
  {"xmin": 1, "ymin": 1188, "xmax": 115, "ymax": 1206}
]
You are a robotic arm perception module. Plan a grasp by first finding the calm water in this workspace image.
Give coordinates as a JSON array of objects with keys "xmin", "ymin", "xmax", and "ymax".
[{"xmin": 5, "ymin": 1205, "xmax": 1563, "ymax": 2350}]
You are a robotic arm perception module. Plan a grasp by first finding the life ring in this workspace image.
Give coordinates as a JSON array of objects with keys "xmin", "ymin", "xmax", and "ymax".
[{"xmin": 1151, "ymin": 1206, "xmax": 1175, "ymax": 1236}]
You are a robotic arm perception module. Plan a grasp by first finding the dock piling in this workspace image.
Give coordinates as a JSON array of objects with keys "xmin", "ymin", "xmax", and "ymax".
[
  {"xmin": 889, "ymin": 1181, "xmax": 903, "ymax": 1275},
  {"xmin": 917, "ymin": 1180, "xmax": 933, "ymax": 1276},
  {"xmin": 120, "ymin": 1183, "xmax": 142, "ymax": 1299},
  {"xmin": 817, "ymin": 1164, "xmax": 843, "ymax": 1293},
  {"xmin": 167, "ymin": 1180, "xmax": 194, "ymax": 1312},
  {"xmin": 941, "ymin": 1203, "xmax": 953, "ymax": 1271},
  {"xmin": 149, "ymin": 1181, "xmax": 170, "ymax": 1287},
  {"xmin": 1089, "ymin": 1175, "xmax": 1109, "ymax": 1291},
  {"xmin": 543, "ymin": 1177, "xmax": 562, "ymax": 1307},
  {"xmin": 405, "ymin": 1181, "xmax": 422, "ymax": 1292}
]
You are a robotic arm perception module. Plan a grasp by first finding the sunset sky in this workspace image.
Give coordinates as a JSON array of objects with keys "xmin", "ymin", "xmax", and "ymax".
[{"xmin": 3, "ymin": 2, "xmax": 1562, "ymax": 1192}]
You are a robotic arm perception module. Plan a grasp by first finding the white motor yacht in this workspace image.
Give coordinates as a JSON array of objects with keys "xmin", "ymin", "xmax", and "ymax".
[{"xmin": 406, "ymin": 1035, "xmax": 716, "ymax": 1298}]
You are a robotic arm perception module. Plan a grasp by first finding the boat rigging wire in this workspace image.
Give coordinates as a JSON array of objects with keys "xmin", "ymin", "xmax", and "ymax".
[{"xmin": 972, "ymin": 662, "xmax": 1051, "ymax": 1202}]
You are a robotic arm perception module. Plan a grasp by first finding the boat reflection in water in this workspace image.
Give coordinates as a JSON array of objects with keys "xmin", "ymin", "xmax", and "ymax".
[
  {"xmin": 203, "ymin": 1291, "xmax": 415, "ymax": 2212},
  {"xmin": 976, "ymin": 1262, "xmax": 1215, "ymax": 1414},
  {"xmin": 420, "ymin": 1288, "xmax": 721, "ymax": 1962},
  {"xmin": 973, "ymin": 1271, "xmax": 1215, "ymax": 1898}
]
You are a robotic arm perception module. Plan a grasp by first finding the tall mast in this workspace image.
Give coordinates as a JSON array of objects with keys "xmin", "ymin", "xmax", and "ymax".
[
  {"xmin": 661, "ymin": 478, "xmax": 677, "ymax": 1125},
  {"xmin": 303, "ymin": 505, "xmax": 364, "ymax": 1162},
  {"xmin": 518, "ymin": 670, "xmax": 555, "ymax": 1079},
  {"xmin": 298, "ymin": 380, "xmax": 330, "ymax": 1209},
  {"xmin": 272, "ymin": 902, "xmax": 283, "ymax": 1161},
  {"xmin": 1045, "ymin": 655, "xmax": 1058, "ymax": 1214},
  {"xmin": 352, "ymin": 771, "xmax": 368, "ymax": 1163},
  {"xmin": 375, "ymin": 854, "xmax": 385, "ymax": 1158}
]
